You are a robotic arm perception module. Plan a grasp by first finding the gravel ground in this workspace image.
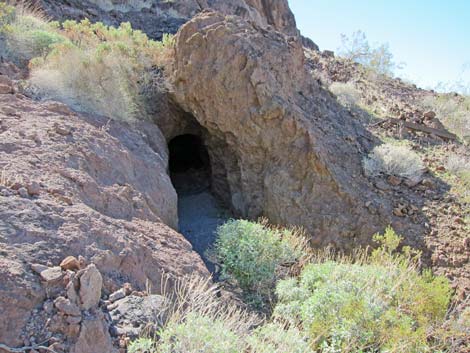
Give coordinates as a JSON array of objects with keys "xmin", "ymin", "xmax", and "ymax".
[{"xmin": 178, "ymin": 191, "xmax": 231, "ymax": 274}]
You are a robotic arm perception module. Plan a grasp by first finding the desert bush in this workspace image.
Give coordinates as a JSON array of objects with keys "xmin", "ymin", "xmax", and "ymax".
[
  {"xmin": 329, "ymin": 81, "xmax": 361, "ymax": 108},
  {"xmin": 338, "ymin": 30, "xmax": 402, "ymax": 76},
  {"xmin": 28, "ymin": 19, "xmax": 174, "ymax": 122},
  {"xmin": 127, "ymin": 337, "xmax": 155, "ymax": 353},
  {"xmin": 445, "ymin": 153, "xmax": 470, "ymax": 202},
  {"xmin": 273, "ymin": 227, "xmax": 452, "ymax": 352},
  {"xmin": 363, "ymin": 142, "xmax": 424, "ymax": 179},
  {"xmin": 214, "ymin": 219, "xmax": 309, "ymax": 304},
  {"xmin": 421, "ymin": 94, "xmax": 470, "ymax": 139},
  {"xmin": 246, "ymin": 323, "xmax": 313, "ymax": 353},
  {"xmin": 0, "ymin": 3, "xmax": 64, "ymax": 65},
  {"xmin": 446, "ymin": 153, "xmax": 470, "ymax": 175},
  {"xmin": 157, "ymin": 312, "xmax": 243, "ymax": 353},
  {"xmin": 145, "ymin": 275, "xmax": 257, "ymax": 353}
]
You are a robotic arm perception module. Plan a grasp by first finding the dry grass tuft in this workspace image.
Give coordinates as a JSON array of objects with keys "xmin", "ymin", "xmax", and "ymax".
[{"xmin": 363, "ymin": 142, "xmax": 424, "ymax": 179}]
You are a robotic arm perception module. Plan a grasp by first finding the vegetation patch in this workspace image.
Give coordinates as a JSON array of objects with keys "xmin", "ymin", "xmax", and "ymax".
[
  {"xmin": 214, "ymin": 219, "xmax": 308, "ymax": 306},
  {"xmin": 421, "ymin": 94, "xmax": 470, "ymax": 139},
  {"xmin": 363, "ymin": 142, "xmax": 425, "ymax": 179},
  {"xmin": 0, "ymin": 3, "xmax": 174, "ymax": 122},
  {"xmin": 274, "ymin": 227, "xmax": 453, "ymax": 352},
  {"xmin": 129, "ymin": 222, "xmax": 464, "ymax": 353}
]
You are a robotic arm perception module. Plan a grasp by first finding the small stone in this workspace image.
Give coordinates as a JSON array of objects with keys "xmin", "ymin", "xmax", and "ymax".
[
  {"xmin": 54, "ymin": 123, "xmax": 71, "ymax": 136},
  {"xmin": 375, "ymin": 180, "xmax": 390, "ymax": 191},
  {"xmin": 387, "ymin": 175, "xmax": 402, "ymax": 186},
  {"xmin": 60, "ymin": 256, "xmax": 80, "ymax": 271},
  {"xmin": 123, "ymin": 283, "xmax": 132, "ymax": 295},
  {"xmin": 0, "ymin": 75, "xmax": 13, "ymax": 86},
  {"xmin": 31, "ymin": 263, "xmax": 49, "ymax": 275},
  {"xmin": 393, "ymin": 208, "xmax": 404, "ymax": 217},
  {"xmin": 0, "ymin": 83, "xmax": 13, "ymax": 94},
  {"xmin": 463, "ymin": 238, "xmax": 470, "ymax": 249},
  {"xmin": 54, "ymin": 296, "xmax": 81, "ymax": 316},
  {"xmin": 66, "ymin": 324, "xmax": 81, "ymax": 338},
  {"xmin": 423, "ymin": 111, "xmax": 436, "ymax": 119},
  {"xmin": 26, "ymin": 181, "xmax": 41, "ymax": 196},
  {"xmin": 18, "ymin": 187, "xmax": 29, "ymax": 198},
  {"xmin": 66, "ymin": 282, "xmax": 79, "ymax": 304},
  {"xmin": 43, "ymin": 300, "xmax": 54, "ymax": 314},
  {"xmin": 421, "ymin": 178, "xmax": 435, "ymax": 189},
  {"xmin": 1, "ymin": 106, "xmax": 16, "ymax": 116},
  {"xmin": 109, "ymin": 288, "xmax": 126, "ymax": 303},
  {"xmin": 66, "ymin": 315, "xmax": 82, "ymax": 325},
  {"xmin": 78, "ymin": 255, "xmax": 87, "ymax": 269},
  {"xmin": 454, "ymin": 217, "xmax": 465, "ymax": 225},
  {"xmin": 40, "ymin": 266, "xmax": 64, "ymax": 284}
]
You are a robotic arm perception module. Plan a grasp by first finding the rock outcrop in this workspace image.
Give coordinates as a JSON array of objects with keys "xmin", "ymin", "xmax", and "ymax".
[
  {"xmin": 0, "ymin": 77, "xmax": 209, "ymax": 348},
  {"xmin": 38, "ymin": 0, "xmax": 298, "ymax": 40},
  {"xmin": 169, "ymin": 11, "xmax": 423, "ymax": 247}
]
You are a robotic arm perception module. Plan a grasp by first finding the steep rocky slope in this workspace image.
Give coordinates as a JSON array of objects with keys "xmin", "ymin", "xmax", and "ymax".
[
  {"xmin": 0, "ymin": 72, "xmax": 208, "ymax": 349},
  {"xmin": 306, "ymin": 48, "xmax": 470, "ymax": 301}
]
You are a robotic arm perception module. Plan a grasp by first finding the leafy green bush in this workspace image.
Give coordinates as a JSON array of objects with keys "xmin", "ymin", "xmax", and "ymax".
[
  {"xmin": 29, "ymin": 19, "xmax": 174, "ymax": 122},
  {"xmin": 0, "ymin": 3, "xmax": 64, "ymax": 65},
  {"xmin": 215, "ymin": 219, "xmax": 308, "ymax": 303},
  {"xmin": 273, "ymin": 227, "xmax": 452, "ymax": 352},
  {"xmin": 127, "ymin": 337, "xmax": 155, "ymax": 353}
]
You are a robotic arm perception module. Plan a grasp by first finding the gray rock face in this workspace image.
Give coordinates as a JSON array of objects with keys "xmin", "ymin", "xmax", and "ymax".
[
  {"xmin": 79, "ymin": 265, "xmax": 103, "ymax": 310},
  {"xmin": 38, "ymin": 0, "xmax": 298, "ymax": 40},
  {"xmin": 72, "ymin": 313, "xmax": 117, "ymax": 353},
  {"xmin": 109, "ymin": 295, "xmax": 167, "ymax": 339}
]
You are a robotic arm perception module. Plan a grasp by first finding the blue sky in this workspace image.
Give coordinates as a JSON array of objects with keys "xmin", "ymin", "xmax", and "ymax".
[{"xmin": 288, "ymin": 0, "xmax": 470, "ymax": 92}]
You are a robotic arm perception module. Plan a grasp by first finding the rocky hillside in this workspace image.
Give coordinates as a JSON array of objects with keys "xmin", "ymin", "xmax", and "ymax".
[{"xmin": 0, "ymin": 0, "xmax": 469, "ymax": 352}]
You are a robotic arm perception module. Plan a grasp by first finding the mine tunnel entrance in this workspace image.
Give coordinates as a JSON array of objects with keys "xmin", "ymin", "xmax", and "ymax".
[
  {"xmin": 169, "ymin": 134, "xmax": 211, "ymax": 194},
  {"xmin": 168, "ymin": 134, "xmax": 231, "ymax": 274}
]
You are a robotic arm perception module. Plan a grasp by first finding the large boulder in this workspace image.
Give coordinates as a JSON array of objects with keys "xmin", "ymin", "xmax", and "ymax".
[
  {"xmin": 0, "ymin": 91, "xmax": 208, "ymax": 347},
  {"xmin": 169, "ymin": 11, "xmax": 423, "ymax": 247}
]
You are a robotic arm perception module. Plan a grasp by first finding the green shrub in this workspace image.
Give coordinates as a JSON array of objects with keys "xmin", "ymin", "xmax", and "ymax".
[
  {"xmin": 0, "ymin": 3, "xmax": 64, "ymax": 65},
  {"xmin": 157, "ymin": 312, "xmax": 242, "ymax": 353},
  {"xmin": 246, "ymin": 323, "xmax": 314, "ymax": 353},
  {"xmin": 127, "ymin": 337, "xmax": 155, "ymax": 353},
  {"xmin": 215, "ymin": 219, "xmax": 308, "ymax": 304},
  {"xmin": 274, "ymin": 229, "xmax": 451, "ymax": 352},
  {"xmin": 29, "ymin": 19, "xmax": 174, "ymax": 122},
  {"xmin": 273, "ymin": 227, "xmax": 452, "ymax": 352}
]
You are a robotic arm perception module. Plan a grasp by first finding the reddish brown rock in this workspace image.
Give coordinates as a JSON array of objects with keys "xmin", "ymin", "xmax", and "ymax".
[
  {"xmin": 60, "ymin": 256, "xmax": 80, "ymax": 271},
  {"xmin": 0, "ymin": 91, "xmax": 209, "ymax": 347}
]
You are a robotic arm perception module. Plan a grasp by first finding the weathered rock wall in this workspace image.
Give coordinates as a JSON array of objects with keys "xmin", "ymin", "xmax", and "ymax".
[
  {"xmin": 37, "ymin": 0, "xmax": 298, "ymax": 40},
  {"xmin": 0, "ymin": 78, "xmax": 208, "ymax": 347},
  {"xmin": 169, "ymin": 11, "xmax": 421, "ymax": 247}
]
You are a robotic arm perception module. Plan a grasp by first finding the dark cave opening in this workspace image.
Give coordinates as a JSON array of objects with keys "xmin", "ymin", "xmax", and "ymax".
[
  {"xmin": 168, "ymin": 134, "xmax": 211, "ymax": 195},
  {"xmin": 168, "ymin": 133, "xmax": 231, "ymax": 275}
]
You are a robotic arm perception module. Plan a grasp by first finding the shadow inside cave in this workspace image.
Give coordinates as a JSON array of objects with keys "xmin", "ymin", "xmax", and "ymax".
[{"xmin": 168, "ymin": 134, "xmax": 231, "ymax": 274}]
